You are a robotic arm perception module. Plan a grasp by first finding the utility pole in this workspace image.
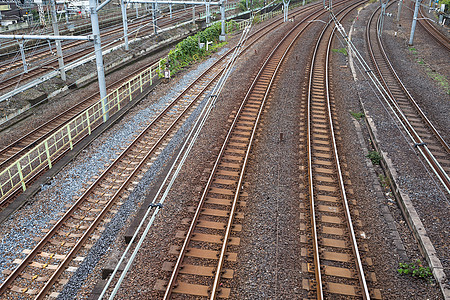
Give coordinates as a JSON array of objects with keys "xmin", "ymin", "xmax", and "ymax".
[
  {"xmin": 121, "ymin": 0, "xmax": 129, "ymax": 50},
  {"xmin": 206, "ymin": 1, "xmax": 210, "ymax": 24},
  {"xmin": 409, "ymin": 0, "xmax": 421, "ymax": 45},
  {"xmin": 89, "ymin": 0, "xmax": 108, "ymax": 121},
  {"xmin": 219, "ymin": 0, "xmax": 225, "ymax": 40},
  {"xmin": 283, "ymin": 0, "xmax": 290, "ymax": 22},
  {"xmin": 152, "ymin": 3, "xmax": 157, "ymax": 34},
  {"xmin": 50, "ymin": 0, "xmax": 66, "ymax": 81},
  {"xmin": 397, "ymin": 0, "xmax": 403, "ymax": 21}
]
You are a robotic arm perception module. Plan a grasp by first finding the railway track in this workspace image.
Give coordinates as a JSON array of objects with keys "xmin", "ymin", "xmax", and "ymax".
[
  {"xmin": 300, "ymin": 2, "xmax": 384, "ymax": 298},
  {"xmin": 0, "ymin": 4, "xmax": 320, "ymax": 296},
  {"xmin": 0, "ymin": 1, "xmax": 320, "ymax": 212},
  {"xmin": 367, "ymin": 4, "xmax": 450, "ymax": 192},
  {"xmin": 0, "ymin": 39, "xmax": 231, "ymax": 299},
  {"xmin": 418, "ymin": 6, "xmax": 450, "ymax": 52},
  {"xmin": 0, "ymin": 56, "xmax": 164, "ymax": 171},
  {"xmin": 153, "ymin": 3, "xmax": 359, "ymax": 299}
]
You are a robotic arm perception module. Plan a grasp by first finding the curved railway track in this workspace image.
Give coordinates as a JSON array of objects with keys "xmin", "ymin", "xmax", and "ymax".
[
  {"xmin": 0, "ymin": 4, "xmax": 322, "ymax": 297},
  {"xmin": 153, "ymin": 3, "xmax": 363, "ymax": 299},
  {"xmin": 418, "ymin": 5, "xmax": 450, "ymax": 51},
  {"xmin": 367, "ymin": 4, "xmax": 450, "ymax": 192}
]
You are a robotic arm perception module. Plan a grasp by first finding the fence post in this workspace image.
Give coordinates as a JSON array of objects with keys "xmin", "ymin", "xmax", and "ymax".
[
  {"xmin": 16, "ymin": 161, "xmax": 26, "ymax": 191},
  {"xmin": 128, "ymin": 81, "xmax": 132, "ymax": 101},
  {"xmin": 85, "ymin": 110, "xmax": 92, "ymax": 135},
  {"xmin": 67, "ymin": 124, "xmax": 73, "ymax": 150},
  {"xmin": 116, "ymin": 89, "xmax": 121, "ymax": 111},
  {"xmin": 140, "ymin": 73, "xmax": 143, "ymax": 92},
  {"xmin": 44, "ymin": 140, "xmax": 52, "ymax": 169}
]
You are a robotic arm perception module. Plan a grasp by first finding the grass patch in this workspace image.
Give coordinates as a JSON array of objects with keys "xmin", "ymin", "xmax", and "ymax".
[
  {"xmin": 332, "ymin": 48, "xmax": 348, "ymax": 56},
  {"xmin": 409, "ymin": 47, "xmax": 417, "ymax": 55},
  {"xmin": 350, "ymin": 111, "xmax": 365, "ymax": 120},
  {"xmin": 426, "ymin": 69, "xmax": 450, "ymax": 94}
]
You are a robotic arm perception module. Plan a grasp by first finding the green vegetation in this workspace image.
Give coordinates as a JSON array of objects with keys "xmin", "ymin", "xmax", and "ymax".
[
  {"xmin": 332, "ymin": 48, "xmax": 348, "ymax": 56},
  {"xmin": 159, "ymin": 22, "xmax": 230, "ymax": 77},
  {"xmin": 350, "ymin": 111, "xmax": 364, "ymax": 120},
  {"xmin": 408, "ymin": 47, "xmax": 417, "ymax": 55},
  {"xmin": 366, "ymin": 151, "xmax": 382, "ymax": 165},
  {"xmin": 398, "ymin": 260, "xmax": 433, "ymax": 282},
  {"xmin": 378, "ymin": 174, "xmax": 390, "ymax": 188},
  {"xmin": 426, "ymin": 69, "xmax": 450, "ymax": 95}
]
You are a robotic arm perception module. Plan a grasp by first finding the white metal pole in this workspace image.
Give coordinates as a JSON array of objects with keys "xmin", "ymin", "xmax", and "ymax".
[
  {"xmin": 409, "ymin": 0, "xmax": 421, "ymax": 45},
  {"xmin": 152, "ymin": 3, "xmax": 157, "ymax": 34},
  {"xmin": 220, "ymin": 0, "xmax": 225, "ymax": 40},
  {"xmin": 169, "ymin": 3, "xmax": 172, "ymax": 18},
  {"xmin": 50, "ymin": 0, "xmax": 66, "ymax": 81},
  {"xmin": 397, "ymin": 0, "xmax": 403, "ymax": 21},
  {"xmin": 19, "ymin": 41, "xmax": 27, "ymax": 73},
  {"xmin": 89, "ymin": 0, "xmax": 109, "ymax": 121},
  {"xmin": 64, "ymin": 3, "xmax": 69, "ymax": 24},
  {"xmin": 206, "ymin": 2, "xmax": 210, "ymax": 23},
  {"xmin": 121, "ymin": 0, "xmax": 129, "ymax": 50}
]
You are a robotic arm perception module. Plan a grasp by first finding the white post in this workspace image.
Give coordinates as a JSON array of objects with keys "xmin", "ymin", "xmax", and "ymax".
[
  {"xmin": 409, "ymin": 0, "xmax": 421, "ymax": 45},
  {"xmin": 220, "ymin": 0, "xmax": 225, "ymax": 40},
  {"xmin": 152, "ymin": 3, "xmax": 157, "ymax": 34},
  {"xmin": 19, "ymin": 41, "xmax": 27, "ymax": 73},
  {"xmin": 206, "ymin": 2, "xmax": 210, "ymax": 23},
  {"xmin": 38, "ymin": 3, "xmax": 46, "ymax": 26},
  {"xmin": 192, "ymin": 4, "xmax": 195, "ymax": 24},
  {"xmin": 89, "ymin": 0, "xmax": 108, "ymax": 121},
  {"xmin": 50, "ymin": 0, "xmax": 66, "ymax": 81},
  {"xmin": 169, "ymin": 3, "xmax": 172, "ymax": 18},
  {"xmin": 64, "ymin": 3, "xmax": 69, "ymax": 24},
  {"xmin": 397, "ymin": 0, "xmax": 403, "ymax": 21},
  {"xmin": 121, "ymin": 0, "xmax": 129, "ymax": 50}
]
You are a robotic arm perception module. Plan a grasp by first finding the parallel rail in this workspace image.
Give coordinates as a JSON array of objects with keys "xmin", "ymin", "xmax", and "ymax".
[
  {"xmin": 157, "ymin": 4, "xmax": 347, "ymax": 299},
  {"xmin": 305, "ymin": 2, "xmax": 373, "ymax": 299},
  {"xmin": 418, "ymin": 6, "xmax": 450, "ymax": 52},
  {"xmin": 0, "ymin": 6, "xmax": 312, "ymax": 297},
  {"xmin": 367, "ymin": 4, "xmax": 450, "ymax": 192},
  {"xmin": 0, "ymin": 41, "xmax": 230, "ymax": 299}
]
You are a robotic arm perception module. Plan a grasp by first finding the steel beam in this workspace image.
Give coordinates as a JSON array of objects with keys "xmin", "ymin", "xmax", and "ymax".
[{"xmin": 0, "ymin": 34, "xmax": 92, "ymax": 41}]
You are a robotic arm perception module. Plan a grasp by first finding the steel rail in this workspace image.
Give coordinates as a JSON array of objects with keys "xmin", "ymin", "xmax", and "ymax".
[
  {"xmin": 0, "ymin": 58, "xmax": 162, "ymax": 171},
  {"xmin": 366, "ymin": 5, "xmax": 450, "ymax": 193},
  {"xmin": 307, "ymin": 2, "xmax": 369, "ymax": 299},
  {"xmin": 418, "ymin": 6, "xmax": 450, "ymax": 51},
  {"xmin": 163, "ymin": 3, "xmax": 347, "ymax": 299},
  {"xmin": 326, "ymin": 9, "xmax": 370, "ymax": 299},
  {"xmin": 0, "ymin": 7, "xmax": 303, "ymax": 292},
  {"xmin": 0, "ymin": 41, "xmax": 230, "ymax": 298},
  {"xmin": 0, "ymin": 0, "xmax": 322, "ymax": 211}
]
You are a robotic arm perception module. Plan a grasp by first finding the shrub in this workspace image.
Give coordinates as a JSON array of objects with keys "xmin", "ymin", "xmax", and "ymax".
[
  {"xmin": 366, "ymin": 151, "xmax": 382, "ymax": 165},
  {"xmin": 398, "ymin": 260, "xmax": 433, "ymax": 282}
]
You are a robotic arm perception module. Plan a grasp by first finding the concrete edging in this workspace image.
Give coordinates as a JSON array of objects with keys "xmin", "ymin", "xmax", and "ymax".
[{"xmin": 363, "ymin": 113, "xmax": 449, "ymax": 300}]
